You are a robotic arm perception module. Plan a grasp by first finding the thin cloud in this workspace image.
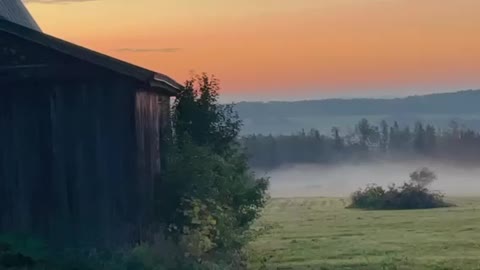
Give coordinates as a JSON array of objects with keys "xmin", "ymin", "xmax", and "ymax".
[{"xmin": 116, "ymin": 48, "xmax": 182, "ymax": 53}]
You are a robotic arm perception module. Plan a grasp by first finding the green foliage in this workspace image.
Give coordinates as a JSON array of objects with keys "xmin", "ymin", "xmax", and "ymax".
[
  {"xmin": 173, "ymin": 73, "xmax": 241, "ymax": 155},
  {"xmin": 0, "ymin": 234, "xmax": 225, "ymax": 270},
  {"xmin": 156, "ymin": 73, "xmax": 269, "ymax": 268},
  {"xmin": 0, "ymin": 234, "xmax": 48, "ymax": 268},
  {"xmin": 349, "ymin": 184, "xmax": 387, "ymax": 209},
  {"xmin": 350, "ymin": 183, "xmax": 449, "ymax": 210},
  {"xmin": 349, "ymin": 168, "xmax": 451, "ymax": 210}
]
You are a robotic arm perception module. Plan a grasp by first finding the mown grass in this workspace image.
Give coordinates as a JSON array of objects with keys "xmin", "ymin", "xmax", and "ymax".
[{"xmin": 249, "ymin": 197, "xmax": 480, "ymax": 270}]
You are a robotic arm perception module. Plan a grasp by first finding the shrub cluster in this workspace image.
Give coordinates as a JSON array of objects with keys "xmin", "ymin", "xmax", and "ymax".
[
  {"xmin": 0, "ymin": 233, "xmax": 235, "ymax": 270},
  {"xmin": 349, "ymin": 168, "xmax": 451, "ymax": 210},
  {"xmin": 154, "ymin": 74, "xmax": 269, "ymax": 269}
]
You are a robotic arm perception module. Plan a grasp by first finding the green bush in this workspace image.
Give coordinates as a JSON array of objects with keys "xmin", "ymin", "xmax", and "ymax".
[
  {"xmin": 0, "ymin": 234, "xmax": 50, "ymax": 269},
  {"xmin": 349, "ymin": 184, "xmax": 386, "ymax": 209},
  {"xmin": 349, "ymin": 168, "xmax": 451, "ymax": 210},
  {"xmin": 155, "ymin": 73, "xmax": 269, "ymax": 268},
  {"xmin": 0, "ymin": 234, "xmax": 211, "ymax": 270}
]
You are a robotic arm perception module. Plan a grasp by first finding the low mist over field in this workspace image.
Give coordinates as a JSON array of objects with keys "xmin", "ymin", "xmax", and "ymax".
[{"xmin": 263, "ymin": 161, "xmax": 480, "ymax": 198}]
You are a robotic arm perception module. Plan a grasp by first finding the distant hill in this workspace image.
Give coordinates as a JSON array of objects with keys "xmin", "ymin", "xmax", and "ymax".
[{"xmin": 234, "ymin": 89, "xmax": 480, "ymax": 135}]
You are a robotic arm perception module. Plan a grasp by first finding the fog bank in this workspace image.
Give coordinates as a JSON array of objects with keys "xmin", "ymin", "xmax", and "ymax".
[{"xmin": 262, "ymin": 161, "xmax": 480, "ymax": 198}]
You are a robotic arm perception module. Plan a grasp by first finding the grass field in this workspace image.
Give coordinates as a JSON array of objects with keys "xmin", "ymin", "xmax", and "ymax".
[{"xmin": 249, "ymin": 197, "xmax": 480, "ymax": 270}]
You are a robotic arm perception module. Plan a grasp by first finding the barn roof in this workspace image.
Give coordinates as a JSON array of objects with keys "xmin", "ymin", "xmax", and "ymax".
[
  {"xmin": 0, "ymin": 18, "xmax": 180, "ymax": 95},
  {"xmin": 0, "ymin": 0, "xmax": 42, "ymax": 31}
]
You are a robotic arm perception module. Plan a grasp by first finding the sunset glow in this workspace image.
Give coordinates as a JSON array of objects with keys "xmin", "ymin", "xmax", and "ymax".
[{"xmin": 26, "ymin": 0, "xmax": 480, "ymax": 100}]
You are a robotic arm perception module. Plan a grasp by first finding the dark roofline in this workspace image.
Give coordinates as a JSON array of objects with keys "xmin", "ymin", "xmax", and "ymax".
[{"xmin": 0, "ymin": 18, "xmax": 181, "ymax": 95}]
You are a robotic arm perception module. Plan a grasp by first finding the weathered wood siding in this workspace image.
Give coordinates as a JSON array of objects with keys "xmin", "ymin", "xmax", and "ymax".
[
  {"xmin": 134, "ymin": 91, "xmax": 170, "ymax": 236},
  {"xmin": 0, "ymin": 80, "xmax": 147, "ymax": 247},
  {"xmin": 0, "ymin": 30, "xmax": 173, "ymax": 248}
]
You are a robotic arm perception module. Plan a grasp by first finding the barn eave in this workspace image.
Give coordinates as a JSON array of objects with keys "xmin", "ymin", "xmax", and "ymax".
[{"xmin": 0, "ymin": 18, "xmax": 181, "ymax": 96}]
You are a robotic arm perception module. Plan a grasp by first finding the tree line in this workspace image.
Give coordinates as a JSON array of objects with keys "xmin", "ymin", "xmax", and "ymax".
[{"xmin": 242, "ymin": 119, "xmax": 480, "ymax": 169}]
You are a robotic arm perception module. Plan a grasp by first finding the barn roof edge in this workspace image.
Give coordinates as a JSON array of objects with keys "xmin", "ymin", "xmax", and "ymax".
[{"xmin": 0, "ymin": 18, "xmax": 181, "ymax": 95}]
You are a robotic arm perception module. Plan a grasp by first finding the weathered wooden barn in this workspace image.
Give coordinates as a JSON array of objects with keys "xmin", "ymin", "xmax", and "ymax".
[{"xmin": 0, "ymin": 2, "xmax": 180, "ymax": 247}]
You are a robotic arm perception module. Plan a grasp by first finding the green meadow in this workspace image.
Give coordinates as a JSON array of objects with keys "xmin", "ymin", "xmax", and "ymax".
[{"xmin": 249, "ymin": 197, "xmax": 480, "ymax": 270}]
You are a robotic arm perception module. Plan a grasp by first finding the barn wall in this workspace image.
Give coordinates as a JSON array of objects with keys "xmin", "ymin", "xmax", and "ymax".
[
  {"xmin": 134, "ymin": 91, "xmax": 170, "ymax": 235},
  {"xmin": 0, "ymin": 79, "xmax": 153, "ymax": 247},
  {"xmin": 0, "ymin": 31, "xmax": 175, "ymax": 248}
]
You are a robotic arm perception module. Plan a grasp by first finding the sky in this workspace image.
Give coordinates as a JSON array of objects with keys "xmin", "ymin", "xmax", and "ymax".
[{"xmin": 25, "ymin": 0, "xmax": 480, "ymax": 101}]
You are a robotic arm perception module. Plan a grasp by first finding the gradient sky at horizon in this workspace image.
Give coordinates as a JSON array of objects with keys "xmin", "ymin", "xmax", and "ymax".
[{"xmin": 25, "ymin": 0, "xmax": 480, "ymax": 101}]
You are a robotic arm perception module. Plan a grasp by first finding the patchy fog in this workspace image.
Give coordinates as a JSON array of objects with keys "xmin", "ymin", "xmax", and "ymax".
[{"xmin": 260, "ymin": 161, "xmax": 480, "ymax": 198}]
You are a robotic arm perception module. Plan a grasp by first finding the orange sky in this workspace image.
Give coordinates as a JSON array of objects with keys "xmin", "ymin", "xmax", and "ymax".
[{"xmin": 26, "ymin": 0, "xmax": 480, "ymax": 100}]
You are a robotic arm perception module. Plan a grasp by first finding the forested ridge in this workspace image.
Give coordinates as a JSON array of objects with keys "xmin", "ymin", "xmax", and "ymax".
[
  {"xmin": 236, "ymin": 89, "xmax": 480, "ymax": 118},
  {"xmin": 235, "ymin": 89, "xmax": 480, "ymax": 135}
]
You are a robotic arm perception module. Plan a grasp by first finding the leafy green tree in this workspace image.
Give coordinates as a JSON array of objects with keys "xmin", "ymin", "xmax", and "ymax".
[
  {"xmin": 173, "ymin": 73, "xmax": 241, "ymax": 155},
  {"xmin": 157, "ymin": 73, "xmax": 269, "ymax": 266}
]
